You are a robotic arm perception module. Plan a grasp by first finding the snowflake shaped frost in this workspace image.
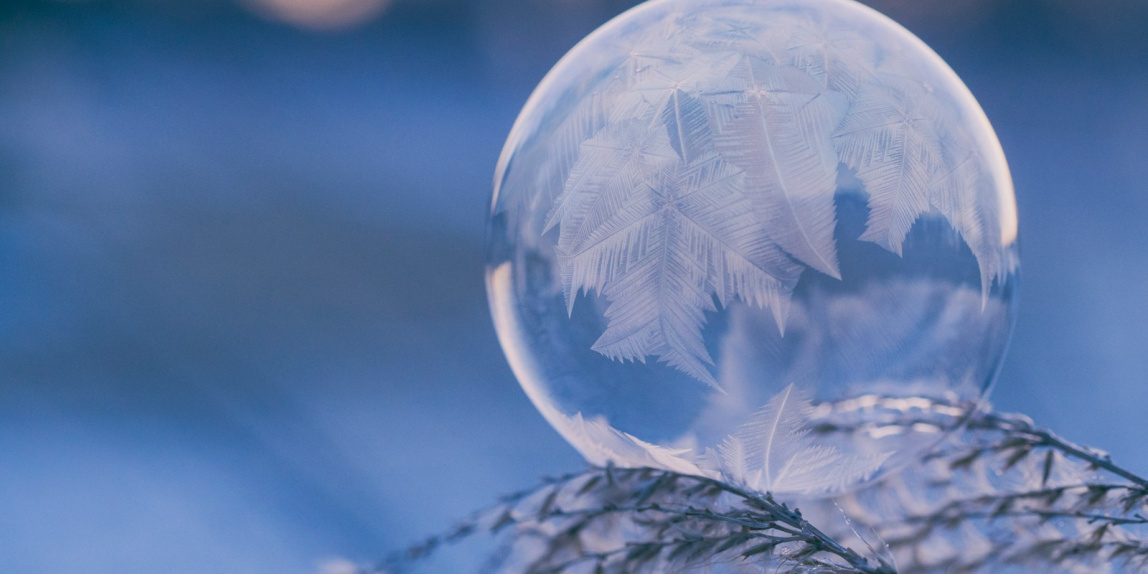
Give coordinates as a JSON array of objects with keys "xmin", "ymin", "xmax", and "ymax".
[
  {"xmin": 537, "ymin": 10, "xmax": 1013, "ymax": 387},
  {"xmin": 712, "ymin": 384, "xmax": 891, "ymax": 494}
]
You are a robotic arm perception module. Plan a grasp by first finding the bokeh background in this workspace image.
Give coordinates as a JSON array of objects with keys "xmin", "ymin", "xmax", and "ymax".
[{"xmin": 1, "ymin": 0, "xmax": 1146, "ymax": 571}]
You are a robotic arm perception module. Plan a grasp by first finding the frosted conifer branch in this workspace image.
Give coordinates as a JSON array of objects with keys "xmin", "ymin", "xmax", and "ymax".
[
  {"xmin": 811, "ymin": 403, "xmax": 1148, "ymax": 573},
  {"xmin": 375, "ymin": 404, "xmax": 1148, "ymax": 574},
  {"xmin": 376, "ymin": 464, "xmax": 893, "ymax": 574}
]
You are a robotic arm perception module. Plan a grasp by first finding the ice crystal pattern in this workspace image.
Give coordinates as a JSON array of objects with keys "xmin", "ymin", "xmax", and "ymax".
[
  {"xmin": 711, "ymin": 384, "xmax": 891, "ymax": 494},
  {"xmin": 541, "ymin": 11, "xmax": 1012, "ymax": 386}
]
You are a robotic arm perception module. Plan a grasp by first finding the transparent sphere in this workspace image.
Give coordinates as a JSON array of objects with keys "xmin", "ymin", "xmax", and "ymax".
[{"xmin": 486, "ymin": 0, "xmax": 1018, "ymax": 496}]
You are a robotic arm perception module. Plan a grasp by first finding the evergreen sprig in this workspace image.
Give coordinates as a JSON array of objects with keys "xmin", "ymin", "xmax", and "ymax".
[
  {"xmin": 826, "ymin": 409, "xmax": 1148, "ymax": 573},
  {"xmin": 375, "ymin": 404, "xmax": 1148, "ymax": 574}
]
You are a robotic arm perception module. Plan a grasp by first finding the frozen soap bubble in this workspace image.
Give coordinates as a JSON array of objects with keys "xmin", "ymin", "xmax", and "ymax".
[{"xmin": 486, "ymin": 0, "xmax": 1018, "ymax": 496}]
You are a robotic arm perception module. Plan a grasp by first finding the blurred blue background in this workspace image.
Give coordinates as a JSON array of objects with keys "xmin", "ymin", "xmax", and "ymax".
[{"xmin": 0, "ymin": 0, "xmax": 1146, "ymax": 571}]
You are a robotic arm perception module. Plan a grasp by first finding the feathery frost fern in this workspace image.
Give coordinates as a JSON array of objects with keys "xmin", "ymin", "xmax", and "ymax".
[
  {"xmin": 535, "ymin": 385, "xmax": 893, "ymax": 494},
  {"xmin": 537, "ymin": 10, "xmax": 1013, "ymax": 387},
  {"xmin": 712, "ymin": 385, "xmax": 891, "ymax": 495}
]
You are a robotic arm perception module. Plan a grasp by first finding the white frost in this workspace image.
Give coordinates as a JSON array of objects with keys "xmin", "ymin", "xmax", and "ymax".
[
  {"xmin": 539, "ymin": 9, "xmax": 1014, "ymax": 386},
  {"xmin": 712, "ymin": 384, "xmax": 891, "ymax": 495}
]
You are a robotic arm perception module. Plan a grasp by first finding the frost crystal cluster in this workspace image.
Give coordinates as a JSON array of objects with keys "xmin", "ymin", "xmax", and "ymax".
[{"xmin": 487, "ymin": 0, "xmax": 1019, "ymax": 495}]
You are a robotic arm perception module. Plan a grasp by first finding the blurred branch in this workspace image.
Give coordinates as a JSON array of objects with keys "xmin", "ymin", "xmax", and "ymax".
[
  {"xmin": 375, "ymin": 404, "xmax": 1148, "ymax": 573},
  {"xmin": 825, "ymin": 407, "xmax": 1148, "ymax": 573},
  {"xmin": 968, "ymin": 411, "xmax": 1148, "ymax": 489}
]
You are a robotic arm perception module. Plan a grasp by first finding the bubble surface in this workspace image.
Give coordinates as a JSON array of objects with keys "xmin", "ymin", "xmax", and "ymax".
[{"xmin": 487, "ymin": 0, "xmax": 1018, "ymax": 496}]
